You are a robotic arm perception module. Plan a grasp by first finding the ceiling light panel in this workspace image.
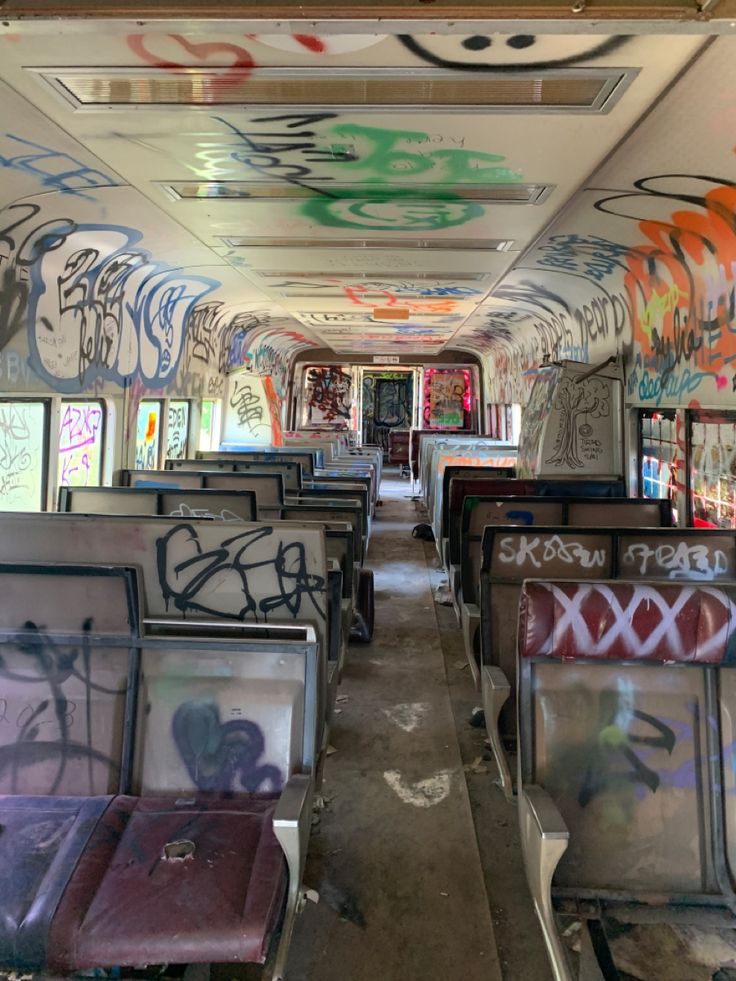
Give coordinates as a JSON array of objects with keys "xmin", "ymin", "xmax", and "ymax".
[
  {"xmin": 35, "ymin": 67, "xmax": 635, "ymax": 113},
  {"xmin": 165, "ymin": 182, "xmax": 551, "ymax": 205}
]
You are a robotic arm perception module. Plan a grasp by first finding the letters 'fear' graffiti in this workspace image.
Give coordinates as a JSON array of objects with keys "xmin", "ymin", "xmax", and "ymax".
[{"xmin": 25, "ymin": 220, "xmax": 218, "ymax": 392}]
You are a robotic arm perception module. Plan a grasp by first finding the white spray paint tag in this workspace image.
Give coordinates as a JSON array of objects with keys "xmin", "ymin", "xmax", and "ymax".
[{"xmin": 383, "ymin": 769, "xmax": 452, "ymax": 808}]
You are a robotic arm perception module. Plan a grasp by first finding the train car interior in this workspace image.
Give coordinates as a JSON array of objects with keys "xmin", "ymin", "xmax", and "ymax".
[{"xmin": 2, "ymin": 1, "xmax": 736, "ymax": 978}]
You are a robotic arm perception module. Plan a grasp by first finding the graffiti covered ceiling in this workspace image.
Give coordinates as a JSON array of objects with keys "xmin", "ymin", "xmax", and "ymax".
[{"xmin": 0, "ymin": 23, "xmax": 733, "ymax": 406}]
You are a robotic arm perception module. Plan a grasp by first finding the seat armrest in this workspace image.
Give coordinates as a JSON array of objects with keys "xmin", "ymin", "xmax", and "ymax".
[
  {"xmin": 519, "ymin": 785, "xmax": 572, "ymax": 981},
  {"xmin": 521, "ymin": 785, "xmax": 569, "ymax": 840},
  {"xmin": 274, "ymin": 773, "xmax": 313, "ymax": 831},
  {"xmin": 485, "ymin": 664, "xmax": 510, "ymax": 693},
  {"xmin": 482, "ymin": 666, "xmax": 513, "ymax": 800}
]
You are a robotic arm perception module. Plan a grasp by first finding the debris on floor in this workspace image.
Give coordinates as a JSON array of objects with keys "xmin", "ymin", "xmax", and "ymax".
[
  {"xmin": 468, "ymin": 707, "xmax": 485, "ymax": 728},
  {"xmin": 434, "ymin": 582, "xmax": 453, "ymax": 605},
  {"xmin": 412, "ymin": 522, "xmax": 434, "ymax": 541}
]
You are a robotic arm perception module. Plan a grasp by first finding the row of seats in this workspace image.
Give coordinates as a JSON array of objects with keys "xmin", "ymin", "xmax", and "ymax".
[
  {"xmin": 412, "ymin": 428, "xmax": 736, "ymax": 979},
  {"xmin": 0, "ymin": 430, "xmax": 378, "ymax": 977}
]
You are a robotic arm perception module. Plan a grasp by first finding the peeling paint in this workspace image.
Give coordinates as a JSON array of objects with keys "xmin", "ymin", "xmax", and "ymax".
[
  {"xmin": 381, "ymin": 702, "xmax": 431, "ymax": 733},
  {"xmin": 383, "ymin": 768, "xmax": 452, "ymax": 808}
]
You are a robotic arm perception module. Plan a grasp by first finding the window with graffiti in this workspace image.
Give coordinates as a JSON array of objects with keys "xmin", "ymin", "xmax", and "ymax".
[
  {"xmin": 0, "ymin": 400, "xmax": 47, "ymax": 511},
  {"xmin": 167, "ymin": 400, "xmax": 190, "ymax": 461},
  {"xmin": 135, "ymin": 400, "xmax": 161, "ymax": 471},
  {"xmin": 689, "ymin": 412, "xmax": 736, "ymax": 529},
  {"xmin": 423, "ymin": 368, "xmax": 471, "ymax": 429},
  {"xmin": 639, "ymin": 410, "xmax": 677, "ymax": 504},
  {"xmin": 58, "ymin": 400, "xmax": 104, "ymax": 488},
  {"xmin": 198, "ymin": 399, "xmax": 222, "ymax": 452},
  {"xmin": 302, "ymin": 364, "xmax": 352, "ymax": 427}
]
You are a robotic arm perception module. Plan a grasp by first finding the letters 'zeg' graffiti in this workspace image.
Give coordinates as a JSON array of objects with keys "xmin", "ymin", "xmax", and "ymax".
[
  {"xmin": 172, "ymin": 701, "xmax": 282, "ymax": 793},
  {"xmin": 156, "ymin": 523, "xmax": 326, "ymax": 622},
  {"xmin": 0, "ymin": 203, "xmax": 219, "ymax": 392}
]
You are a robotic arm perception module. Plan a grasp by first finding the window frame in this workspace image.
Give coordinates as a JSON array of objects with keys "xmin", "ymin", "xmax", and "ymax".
[
  {"xmin": 686, "ymin": 408, "xmax": 736, "ymax": 528},
  {"xmin": 0, "ymin": 397, "xmax": 50, "ymax": 511},
  {"xmin": 58, "ymin": 398, "xmax": 106, "ymax": 489}
]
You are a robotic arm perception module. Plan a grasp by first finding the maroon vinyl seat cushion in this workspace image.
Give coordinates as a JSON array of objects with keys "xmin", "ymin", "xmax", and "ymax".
[
  {"xmin": 519, "ymin": 581, "xmax": 736, "ymax": 664},
  {"xmin": 49, "ymin": 795, "xmax": 286, "ymax": 971}
]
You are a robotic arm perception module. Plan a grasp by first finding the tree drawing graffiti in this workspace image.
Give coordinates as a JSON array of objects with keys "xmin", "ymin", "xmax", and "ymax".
[{"xmin": 544, "ymin": 376, "xmax": 610, "ymax": 470}]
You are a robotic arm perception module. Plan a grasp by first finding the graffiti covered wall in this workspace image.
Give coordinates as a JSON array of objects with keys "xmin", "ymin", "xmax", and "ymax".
[{"xmin": 475, "ymin": 40, "xmax": 736, "ymax": 417}]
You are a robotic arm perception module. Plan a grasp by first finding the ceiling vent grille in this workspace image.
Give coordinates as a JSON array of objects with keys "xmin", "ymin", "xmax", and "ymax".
[
  {"xmin": 163, "ymin": 182, "xmax": 552, "ymax": 204},
  {"xmin": 35, "ymin": 67, "xmax": 634, "ymax": 113}
]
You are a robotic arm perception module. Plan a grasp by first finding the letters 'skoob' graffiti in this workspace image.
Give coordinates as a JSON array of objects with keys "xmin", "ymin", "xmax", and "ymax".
[
  {"xmin": 156, "ymin": 523, "xmax": 326, "ymax": 623},
  {"xmin": 172, "ymin": 700, "xmax": 282, "ymax": 793}
]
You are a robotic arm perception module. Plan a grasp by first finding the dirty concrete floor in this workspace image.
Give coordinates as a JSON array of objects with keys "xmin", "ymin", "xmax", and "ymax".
[
  {"xmin": 283, "ymin": 469, "xmax": 736, "ymax": 981},
  {"xmin": 285, "ymin": 471, "xmax": 547, "ymax": 981}
]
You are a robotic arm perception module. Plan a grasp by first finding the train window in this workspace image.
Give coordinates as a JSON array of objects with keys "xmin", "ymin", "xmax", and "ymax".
[
  {"xmin": 166, "ymin": 400, "xmax": 190, "ymax": 460},
  {"xmin": 58, "ymin": 400, "xmax": 105, "ymax": 488},
  {"xmin": 689, "ymin": 411, "xmax": 736, "ymax": 528},
  {"xmin": 198, "ymin": 398, "xmax": 222, "ymax": 451},
  {"xmin": 488, "ymin": 403, "xmax": 521, "ymax": 441},
  {"xmin": 135, "ymin": 400, "xmax": 161, "ymax": 470},
  {"xmin": 639, "ymin": 409, "xmax": 677, "ymax": 501},
  {"xmin": 423, "ymin": 368, "xmax": 471, "ymax": 428},
  {"xmin": 0, "ymin": 399, "xmax": 48, "ymax": 511}
]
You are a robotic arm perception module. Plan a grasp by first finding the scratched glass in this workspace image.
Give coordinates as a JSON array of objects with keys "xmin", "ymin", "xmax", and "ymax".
[
  {"xmin": 531, "ymin": 661, "xmax": 714, "ymax": 893},
  {"xmin": 690, "ymin": 413, "xmax": 736, "ymax": 529},
  {"xmin": 198, "ymin": 398, "xmax": 222, "ymax": 452},
  {"xmin": 135, "ymin": 400, "xmax": 161, "ymax": 471},
  {"xmin": 0, "ymin": 400, "xmax": 47, "ymax": 511},
  {"xmin": 57, "ymin": 400, "xmax": 104, "ymax": 488},
  {"xmin": 0, "ymin": 597, "xmax": 131, "ymax": 796},
  {"xmin": 133, "ymin": 646, "xmax": 306, "ymax": 796}
]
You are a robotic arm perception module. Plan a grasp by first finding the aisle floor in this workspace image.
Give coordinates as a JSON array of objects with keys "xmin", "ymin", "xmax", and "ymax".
[{"xmin": 285, "ymin": 473, "xmax": 517, "ymax": 981}]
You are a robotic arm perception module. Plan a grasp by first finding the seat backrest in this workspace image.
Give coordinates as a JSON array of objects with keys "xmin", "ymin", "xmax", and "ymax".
[
  {"xmin": 281, "ymin": 505, "xmax": 362, "ymax": 563},
  {"xmin": 60, "ymin": 487, "xmax": 257, "ymax": 523},
  {"xmin": 0, "ymin": 564, "xmax": 140, "ymax": 796},
  {"xmin": 482, "ymin": 527, "xmax": 736, "ymax": 744},
  {"xmin": 121, "ymin": 470, "xmax": 205, "ymax": 490},
  {"xmin": 203, "ymin": 472, "xmax": 284, "ymax": 508},
  {"xmin": 0, "ymin": 513, "xmax": 328, "ymax": 639},
  {"xmin": 518, "ymin": 579, "xmax": 736, "ymax": 899},
  {"xmin": 134, "ymin": 632, "xmax": 319, "ymax": 794},
  {"xmin": 197, "ymin": 449, "xmax": 319, "ymax": 475},
  {"xmin": 430, "ymin": 448, "xmax": 518, "ymax": 545},
  {"xmin": 462, "ymin": 497, "xmax": 670, "ymax": 605},
  {"xmin": 173, "ymin": 458, "xmax": 302, "ymax": 492},
  {"xmin": 441, "ymin": 466, "xmax": 515, "ymax": 546},
  {"xmin": 618, "ymin": 529, "xmax": 736, "ymax": 580}
]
